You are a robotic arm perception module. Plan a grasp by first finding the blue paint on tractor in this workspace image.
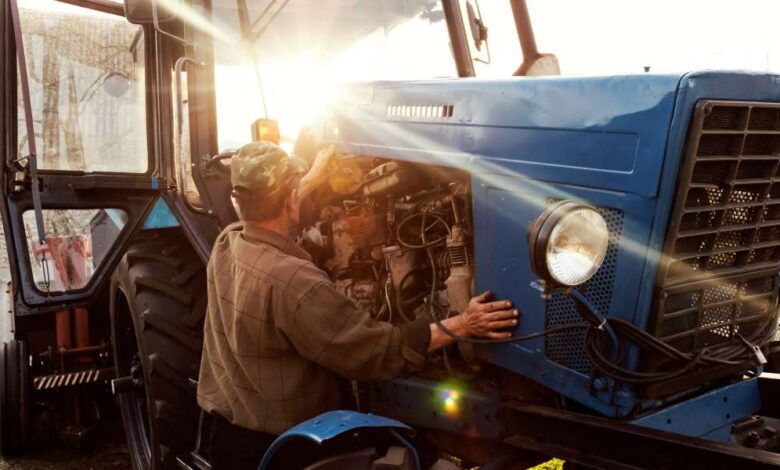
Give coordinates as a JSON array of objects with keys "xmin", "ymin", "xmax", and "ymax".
[
  {"xmin": 327, "ymin": 72, "xmax": 780, "ymax": 425},
  {"xmin": 258, "ymin": 410, "xmax": 414, "ymax": 470},
  {"xmin": 142, "ymin": 198, "xmax": 180, "ymax": 229},
  {"xmin": 631, "ymin": 377, "xmax": 761, "ymax": 443}
]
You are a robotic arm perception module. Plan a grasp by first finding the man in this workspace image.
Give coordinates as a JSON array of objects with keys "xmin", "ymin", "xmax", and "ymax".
[{"xmin": 197, "ymin": 141, "xmax": 519, "ymax": 469}]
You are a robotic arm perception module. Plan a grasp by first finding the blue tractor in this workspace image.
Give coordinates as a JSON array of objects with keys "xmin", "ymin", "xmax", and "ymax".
[{"xmin": 3, "ymin": 0, "xmax": 780, "ymax": 468}]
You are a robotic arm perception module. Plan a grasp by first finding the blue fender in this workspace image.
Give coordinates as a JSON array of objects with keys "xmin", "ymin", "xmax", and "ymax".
[{"xmin": 258, "ymin": 410, "xmax": 418, "ymax": 469}]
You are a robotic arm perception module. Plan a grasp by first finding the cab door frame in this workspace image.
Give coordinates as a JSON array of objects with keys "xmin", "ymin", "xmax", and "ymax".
[{"xmin": 0, "ymin": 0, "xmax": 172, "ymax": 314}]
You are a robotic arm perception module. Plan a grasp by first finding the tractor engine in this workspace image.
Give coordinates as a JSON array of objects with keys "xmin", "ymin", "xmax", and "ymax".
[{"xmin": 298, "ymin": 157, "xmax": 473, "ymax": 334}]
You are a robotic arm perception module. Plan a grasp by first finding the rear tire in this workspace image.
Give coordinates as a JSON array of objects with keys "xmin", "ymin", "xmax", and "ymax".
[
  {"xmin": 111, "ymin": 230, "xmax": 206, "ymax": 469},
  {"xmin": 0, "ymin": 340, "xmax": 30, "ymax": 457}
]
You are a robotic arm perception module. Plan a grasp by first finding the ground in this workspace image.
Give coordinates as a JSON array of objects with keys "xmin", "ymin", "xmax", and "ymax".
[
  {"xmin": 0, "ymin": 397, "xmax": 131, "ymax": 470},
  {"xmin": 0, "ymin": 443, "xmax": 130, "ymax": 470}
]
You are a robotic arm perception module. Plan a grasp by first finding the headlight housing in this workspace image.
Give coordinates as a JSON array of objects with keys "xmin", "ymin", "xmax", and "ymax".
[{"xmin": 528, "ymin": 201, "xmax": 609, "ymax": 287}]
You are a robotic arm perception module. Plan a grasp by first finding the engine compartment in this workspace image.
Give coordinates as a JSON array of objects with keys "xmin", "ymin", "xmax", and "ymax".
[{"xmin": 297, "ymin": 155, "xmax": 475, "ymax": 362}]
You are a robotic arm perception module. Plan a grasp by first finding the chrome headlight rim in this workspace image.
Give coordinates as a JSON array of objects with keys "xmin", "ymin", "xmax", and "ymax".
[{"xmin": 528, "ymin": 200, "xmax": 609, "ymax": 287}]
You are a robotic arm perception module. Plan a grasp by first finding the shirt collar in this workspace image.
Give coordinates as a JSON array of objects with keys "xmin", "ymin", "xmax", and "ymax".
[{"xmin": 241, "ymin": 223, "xmax": 312, "ymax": 262}]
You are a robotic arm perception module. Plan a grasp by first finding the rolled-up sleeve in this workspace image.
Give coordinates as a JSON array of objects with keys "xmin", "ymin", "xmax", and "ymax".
[{"xmin": 275, "ymin": 280, "xmax": 430, "ymax": 380}]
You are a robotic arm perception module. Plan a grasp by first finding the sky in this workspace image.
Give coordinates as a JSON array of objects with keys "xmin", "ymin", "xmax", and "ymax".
[
  {"xmin": 527, "ymin": 0, "xmax": 780, "ymax": 75},
  {"xmin": 208, "ymin": 0, "xmax": 780, "ymax": 149}
]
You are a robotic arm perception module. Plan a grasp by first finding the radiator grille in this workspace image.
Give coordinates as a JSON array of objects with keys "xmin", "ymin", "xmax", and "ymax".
[
  {"xmin": 546, "ymin": 206, "xmax": 624, "ymax": 375},
  {"xmin": 648, "ymin": 100, "xmax": 780, "ymax": 379},
  {"xmin": 650, "ymin": 270, "xmax": 777, "ymax": 355},
  {"xmin": 659, "ymin": 101, "xmax": 780, "ymax": 287}
]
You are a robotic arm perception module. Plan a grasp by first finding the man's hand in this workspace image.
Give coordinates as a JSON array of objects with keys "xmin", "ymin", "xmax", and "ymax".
[
  {"xmin": 298, "ymin": 145, "xmax": 336, "ymax": 200},
  {"xmin": 459, "ymin": 291, "xmax": 519, "ymax": 339},
  {"xmin": 428, "ymin": 291, "xmax": 519, "ymax": 351}
]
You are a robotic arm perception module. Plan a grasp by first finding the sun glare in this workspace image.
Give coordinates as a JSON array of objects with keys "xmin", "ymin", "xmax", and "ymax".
[{"xmin": 212, "ymin": 5, "xmax": 454, "ymax": 152}]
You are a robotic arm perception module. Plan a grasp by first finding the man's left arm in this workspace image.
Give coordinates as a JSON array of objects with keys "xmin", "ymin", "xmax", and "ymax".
[{"xmin": 277, "ymin": 280, "xmax": 430, "ymax": 381}]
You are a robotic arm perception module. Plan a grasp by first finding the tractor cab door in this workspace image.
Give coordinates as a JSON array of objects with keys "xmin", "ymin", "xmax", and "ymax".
[{"xmin": 1, "ymin": 0, "xmax": 163, "ymax": 314}]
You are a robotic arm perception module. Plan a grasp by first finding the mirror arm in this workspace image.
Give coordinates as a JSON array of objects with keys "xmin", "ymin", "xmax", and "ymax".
[
  {"xmin": 174, "ymin": 57, "xmax": 208, "ymax": 215},
  {"xmin": 152, "ymin": 0, "xmax": 190, "ymax": 46}
]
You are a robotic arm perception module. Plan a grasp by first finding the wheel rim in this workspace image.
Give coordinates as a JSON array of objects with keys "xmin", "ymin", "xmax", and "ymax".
[{"xmin": 115, "ymin": 297, "xmax": 152, "ymax": 469}]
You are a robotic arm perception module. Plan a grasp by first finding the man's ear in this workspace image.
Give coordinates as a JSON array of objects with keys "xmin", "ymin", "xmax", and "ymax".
[{"xmin": 286, "ymin": 188, "xmax": 300, "ymax": 212}]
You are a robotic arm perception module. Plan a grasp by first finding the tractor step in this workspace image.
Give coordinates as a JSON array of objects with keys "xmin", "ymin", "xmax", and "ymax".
[{"xmin": 33, "ymin": 368, "xmax": 114, "ymax": 391}]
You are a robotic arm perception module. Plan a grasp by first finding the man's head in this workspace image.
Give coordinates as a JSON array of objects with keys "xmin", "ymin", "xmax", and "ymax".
[{"xmin": 230, "ymin": 141, "xmax": 308, "ymax": 224}]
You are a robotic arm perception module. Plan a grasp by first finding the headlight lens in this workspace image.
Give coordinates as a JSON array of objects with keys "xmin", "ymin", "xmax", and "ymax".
[
  {"xmin": 545, "ymin": 208, "xmax": 609, "ymax": 286},
  {"xmin": 528, "ymin": 201, "xmax": 610, "ymax": 287}
]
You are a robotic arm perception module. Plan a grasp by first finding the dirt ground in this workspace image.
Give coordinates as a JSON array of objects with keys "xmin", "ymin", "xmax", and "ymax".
[
  {"xmin": 0, "ymin": 443, "xmax": 131, "ymax": 470},
  {"xmin": 0, "ymin": 402, "xmax": 132, "ymax": 470}
]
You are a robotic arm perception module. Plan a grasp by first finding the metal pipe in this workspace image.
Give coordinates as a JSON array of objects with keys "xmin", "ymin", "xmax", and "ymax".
[
  {"xmin": 55, "ymin": 310, "xmax": 71, "ymax": 349},
  {"xmin": 441, "ymin": 0, "xmax": 475, "ymax": 77},
  {"xmin": 39, "ymin": 345, "xmax": 101, "ymax": 357},
  {"xmin": 174, "ymin": 56, "xmax": 208, "ymax": 214},
  {"xmin": 151, "ymin": 0, "xmax": 191, "ymax": 46},
  {"xmin": 246, "ymin": 0, "xmax": 292, "ymax": 44},
  {"xmin": 509, "ymin": 0, "xmax": 539, "ymax": 61},
  {"xmin": 74, "ymin": 307, "xmax": 90, "ymax": 363}
]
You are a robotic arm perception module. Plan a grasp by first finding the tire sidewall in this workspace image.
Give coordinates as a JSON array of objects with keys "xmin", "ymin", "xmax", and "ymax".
[{"xmin": 111, "ymin": 260, "xmax": 155, "ymax": 470}]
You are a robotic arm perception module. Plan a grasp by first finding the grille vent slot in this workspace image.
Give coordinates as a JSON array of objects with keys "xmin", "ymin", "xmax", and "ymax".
[{"xmin": 387, "ymin": 104, "xmax": 454, "ymax": 120}]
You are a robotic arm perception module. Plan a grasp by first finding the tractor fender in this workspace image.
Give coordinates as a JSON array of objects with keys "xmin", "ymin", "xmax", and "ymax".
[{"xmin": 258, "ymin": 410, "xmax": 416, "ymax": 470}]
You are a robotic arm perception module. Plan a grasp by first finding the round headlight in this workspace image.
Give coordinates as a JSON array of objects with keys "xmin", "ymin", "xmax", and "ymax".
[{"xmin": 528, "ymin": 201, "xmax": 609, "ymax": 287}]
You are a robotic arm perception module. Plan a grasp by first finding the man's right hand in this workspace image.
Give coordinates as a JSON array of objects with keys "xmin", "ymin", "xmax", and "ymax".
[{"xmin": 459, "ymin": 291, "xmax": 519, "ymax": 339}]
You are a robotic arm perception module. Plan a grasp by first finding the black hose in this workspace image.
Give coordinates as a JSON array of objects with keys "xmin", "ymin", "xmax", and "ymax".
[{"xmin": 396, "ymin": 212, "xmax": 451, "ymax": 249}]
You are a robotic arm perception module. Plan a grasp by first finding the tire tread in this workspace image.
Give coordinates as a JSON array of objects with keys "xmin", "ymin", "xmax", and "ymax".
[{"xmin": 111, "ymin": 230, "xmax": 205, "ymax": 470}]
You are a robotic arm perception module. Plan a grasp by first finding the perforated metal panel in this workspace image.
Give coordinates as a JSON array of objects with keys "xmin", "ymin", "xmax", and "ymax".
[
  {"xmin": 545, "ymin": 206, "xmax": 624, "ymax": 374},
  {"xmin": 649, "ymin": 270, "xmax": 777, "ymax": 357}
]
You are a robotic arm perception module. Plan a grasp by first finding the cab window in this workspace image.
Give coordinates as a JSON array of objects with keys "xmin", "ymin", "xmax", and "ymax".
[
  {"xmin": 16, "ymin": 0, "xmax": 147, "ymax": 172},
  {"xmin": 23, "ymin": 209, "xmax": 127, "ymax": 292}
]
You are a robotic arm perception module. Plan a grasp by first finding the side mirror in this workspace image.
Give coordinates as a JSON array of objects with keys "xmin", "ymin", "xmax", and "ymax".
[
  {"xmin": 102, "ymin": 72, "xmax": 132, "ymax": 98},
  {"xmin": 465, "ymin": 1, "xmax": 487, "ymax": 51},
  {"xmin": 465, "ymin": 0, "xmax": 490, "ymax": 64},
  {"xmin": 251, "ymin": 119, "xmax": 281, "ymax": 146},
  {"xmin": 124, "ymin": 0, "xmax": 173, "ymax": 24}
]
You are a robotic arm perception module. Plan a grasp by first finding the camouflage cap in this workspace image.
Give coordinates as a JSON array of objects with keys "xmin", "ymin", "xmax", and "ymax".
[{"xmin": 230, "ymin": 141, "xmax": 308, "ymax": 198}]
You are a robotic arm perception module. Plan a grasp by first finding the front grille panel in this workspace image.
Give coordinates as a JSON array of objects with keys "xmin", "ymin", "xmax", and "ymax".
[
  {"xmin": 646, "ymin": 101, "xmax": 780, "ymax": 385},
  {"xmin": 659, "ymin": 101, "xmax": 780, "ymax": 287},
  {"xmin": 651, "ymin": 270, "xmax": 777, "ymax": 355}
]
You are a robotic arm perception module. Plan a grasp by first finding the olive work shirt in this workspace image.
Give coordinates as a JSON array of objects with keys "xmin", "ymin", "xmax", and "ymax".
[{"xmin": 196, "ymin": 222, "xmax": 431, "ymax": 435}]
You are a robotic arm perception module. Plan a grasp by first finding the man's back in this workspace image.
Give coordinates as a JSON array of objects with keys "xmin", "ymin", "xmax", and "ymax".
[
  {"xmin": 197, "ymin": 222, "xmax": 342, "ymax": 434},
  {"xmin": 197, "ymin": 222, "xmax": 430, "ymax": 435}
]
